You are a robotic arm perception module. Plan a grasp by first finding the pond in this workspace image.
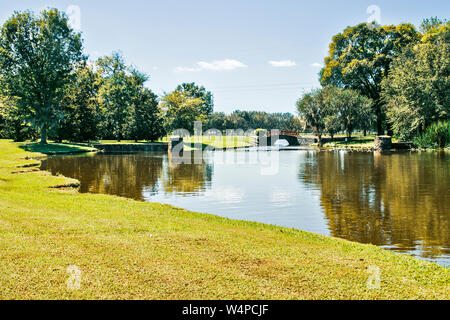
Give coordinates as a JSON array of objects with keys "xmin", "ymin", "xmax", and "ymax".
[{"xmin": 41, "ymin": 149, "xmax": 450, "ymax": 266}]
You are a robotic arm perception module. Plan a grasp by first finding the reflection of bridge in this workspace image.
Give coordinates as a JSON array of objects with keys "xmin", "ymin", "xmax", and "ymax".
[{"xmin": 257, "ymin": 131, "xmax": 318, "ymax": 146}]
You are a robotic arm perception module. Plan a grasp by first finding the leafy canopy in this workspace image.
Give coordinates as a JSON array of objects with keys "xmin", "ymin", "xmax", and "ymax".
[
  {"xmin": 0, "ymin": 8, "xmax": 84, "ymax": 143},
  {"xmin": 326, "ymin": 87, "xmax": 372, "ymax": 138},
  {"xmin": 127, "ymin": 87, "xmax": 164, "ymax": 142},
  {"xmin": 320, "ymin": 22, "xmax": 420, "ymax": 134},
  {"xmin": 296, "ymin": 88, "xmax": 329, "ymax": 140},
  {"xmin": 159, "ymin": 90, "xmax": 206, "ymax": 134},
  {"xmin": 382, "ymin": 19, "xmax": 450, "ymax": 139},
  {"xmin": 176, "ymin": 82, "xmax": 214, "ymax": 115},
  {"xmin": 97, "ymin": 52, "xmax": 147, "ymax": 141},
  {"xmin": 54, "ymin": 62, "xmax": 102, "ymax": 142}
]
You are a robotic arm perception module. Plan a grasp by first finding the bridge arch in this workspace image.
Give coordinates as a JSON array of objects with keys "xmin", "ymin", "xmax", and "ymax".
[{"xmin": 257, "ymin": 131, "xmax": 301, "ymax": 146}]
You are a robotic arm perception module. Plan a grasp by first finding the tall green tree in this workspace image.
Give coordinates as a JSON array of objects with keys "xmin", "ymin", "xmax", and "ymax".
[
  {"xmin": 127, "ymin": 87, "xmax": 164, "ymax": 142},
  {"xmin": 296, "ymin": 88, "xmax": 329, "ymax": 144},
  {"xmin": 97, "ymin": 53, "xmax": 136, "ymax": 141},
  {"xmin": 320, "ymin": 22, "xmax": 420, "ymax": 135},
  {"xmin": 176, "ymin": 82, "xmax": 214, "ymax": 115},
  {"xmin": 323, "ymin": 114, "xmax": 341, "ymax": 140},
  {"xmin": 327, "ymin": 87, "xmax": 372, "ymax": 138},
  {"xmin": 54, "ymin": 62, "xmax": 102, "ymax": 142},
  {"xmin": 159, "ymin": 89, "xmax": 206, "ymax": 134},
  {"xmin": 0, "ymin": 9, "xmax": 84, "ymax": 144},
  {"xmin": 382, "ymin": 20, "xmax": 449, "ymax": 140}
]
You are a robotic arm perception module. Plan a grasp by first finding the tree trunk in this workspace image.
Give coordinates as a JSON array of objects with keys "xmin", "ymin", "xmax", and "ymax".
[
  {"xmin": 363, "ymin": 130, "xmax": 367, "ymax": 137},
  {"xmin": 387, "ymin": 128, "xmax": 394, "ymax": 137},
  {"xmin": 376, "ymin": 104, "xmax": 384, "ymax": 136},
  {"xmin": 40, "ymin": 124, "xmax": 48, "ymax": 144},
  {"xmin": 387, "ymin": 123, "xmax": 394, "ymax": 137}
]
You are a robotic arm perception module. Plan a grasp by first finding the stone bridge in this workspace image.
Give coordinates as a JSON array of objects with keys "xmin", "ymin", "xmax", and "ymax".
[{"xmin": 257, "ymin": 131, "xmax": 318, "ymax": 146}]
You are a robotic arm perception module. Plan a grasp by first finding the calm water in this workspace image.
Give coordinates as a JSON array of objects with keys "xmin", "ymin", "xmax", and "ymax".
[{"xmin": 41, "ymin": 150, "xmax": 450, "ymax": 266}]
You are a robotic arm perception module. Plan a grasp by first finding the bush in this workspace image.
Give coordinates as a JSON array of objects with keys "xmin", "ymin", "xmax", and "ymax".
[
  {"xmin": 254, "ymin": 129, "xmax": 267, "ymax": 136},
  {"xmin": 414, "ymin": 121, "xmax": 450, "ymax": 149}
]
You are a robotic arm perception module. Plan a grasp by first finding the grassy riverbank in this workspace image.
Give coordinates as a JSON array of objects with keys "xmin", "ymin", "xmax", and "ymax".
[
  {"xmin": 0, "ymin": 139, "xmax": 448, "ymax": 299},
  {"xmin": 184, "ymin": 135, "xmax": 255, "ymax": 150},
  {"xmin": 34, "ymin": 136, "xmax": 255, "ymax": 151},
  {"xmin": 99, "ymin": 136, "xmax": 255, "ymax": 150}
]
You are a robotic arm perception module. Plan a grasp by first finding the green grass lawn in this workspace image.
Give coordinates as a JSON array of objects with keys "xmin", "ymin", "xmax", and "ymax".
[
  {"xmin": 15, "ymin": 136, "xmax": 254, "ymax": 153},
  {"xmin": 184, "ymin": 135, "xmax": 255, "ymax": 150},
  {"xmin": 0, "ymin": 139, "xmax": 448, "ymax": 299},
  {"xmin": 93, "ymin": 136, "xmax": 255, "ymax": 150}
]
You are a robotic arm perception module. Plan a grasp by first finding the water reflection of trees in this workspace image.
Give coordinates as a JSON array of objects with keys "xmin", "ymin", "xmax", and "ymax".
[
  {"xmin": 299, "ymin": 151, "xmax": 450, "ymax": 259},
  {"xmin": 161, "ymin": 153, "xmax": 213, "ymax": 194},
  {"xmin": 42, "ymin": 153, "xmax": 165, "ymax": 200},
  {"xmin": 42, "ymin": 152, "xmax": 212, "ymax": 200}
]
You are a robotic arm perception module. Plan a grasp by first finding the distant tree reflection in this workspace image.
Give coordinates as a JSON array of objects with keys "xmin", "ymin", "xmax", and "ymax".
[
  {"xmin": 160, "ymin": 152, "xmax": 213, "ymax": 194},
  {"xmin": 42, "ymin": 152, "xmax": 212, "ymax": 200},
  {"xmin": 299, "ymin": 151, "xmax": 450, "ymax": 260}
]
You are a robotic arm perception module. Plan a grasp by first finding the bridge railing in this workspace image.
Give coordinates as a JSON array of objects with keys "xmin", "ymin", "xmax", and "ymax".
[{"xmin": 265, "ymin": 131, "xmax": 300, "ymax": 137}]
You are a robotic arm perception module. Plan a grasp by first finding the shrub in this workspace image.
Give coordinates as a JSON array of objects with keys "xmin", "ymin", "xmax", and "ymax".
[
  {"xmin": 254, "ymin": 129, "xmax": 267, "ymax": 136},
  {"xmin": 414, "ymin": 121, "xmax": 450, "ymax": 149}
]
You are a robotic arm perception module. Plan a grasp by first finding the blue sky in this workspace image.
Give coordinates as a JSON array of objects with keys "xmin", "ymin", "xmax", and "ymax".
[{"xmin": 1, "ymin": 1, "xmax": 449, "ymax": 114}]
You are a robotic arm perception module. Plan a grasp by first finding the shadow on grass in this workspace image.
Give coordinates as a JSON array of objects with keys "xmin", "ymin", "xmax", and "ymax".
[
  {"xmin": 19, "ymin": 142, "xmax": 94, "ymax": 155},
  {"xmin": 95, "ymin": 140, "xmax": 168, "ymax": 145}
]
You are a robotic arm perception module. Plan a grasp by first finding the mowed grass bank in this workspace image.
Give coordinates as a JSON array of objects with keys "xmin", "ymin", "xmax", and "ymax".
[
  {"xmin": 0, "ymin": 139, "xmax": 448, "ymax": 299},
  {"xmin": 98, "ymin": 135, "xmax": 255, "ymax": 150},
  {"xmin": 40, "ymin": 136, "xmax": 255, "ymax": 151}
]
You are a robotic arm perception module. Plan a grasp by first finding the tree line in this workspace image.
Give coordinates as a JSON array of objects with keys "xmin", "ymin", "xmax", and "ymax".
[
  {"xmin": 0, "ymin": 9, "xmax": 304, "ymax": 144},
  {"xmin": 203, "ymin": 111, "xmax": 302, "ymax": 133},
  {"xmin": 0, "ymin": 9, "xmax": 214, "ymax": 143},
  {"xmin": 298, "ymin": 18, "xmax": 449, "ymax": 147},
  {"xmin": 0, "ymin": 9, "xmax": 448, "ymax": 148}
]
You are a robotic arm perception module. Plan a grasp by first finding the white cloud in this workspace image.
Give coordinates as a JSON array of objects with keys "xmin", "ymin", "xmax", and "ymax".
[
  {"xmin": 174, "ymin": 59, "xmax": 247, "ymax": 72},
  {"xmin": 204, "ymin": 186, "xmax": 245, "ymax": 204},
  {"xmin": 269, "ymin": 188, "xmax": 296, "ymax": 207},
  {"xmin": 311, "ymin": 62, "xmax": 322, "ymax": 68},
  {"xmin": 269, "ymin": 60, "xmax": 297, "ymax": 67},
  {"xmin": 198, "ymin": 59, "xmax": 247, "ymax": 71},
  {"xmin": 173, "ymin": 66, "xmax": 200, "ymax": 73}
]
